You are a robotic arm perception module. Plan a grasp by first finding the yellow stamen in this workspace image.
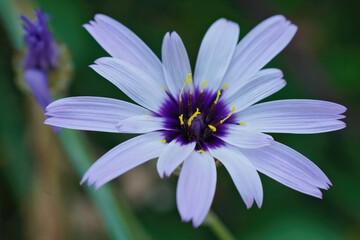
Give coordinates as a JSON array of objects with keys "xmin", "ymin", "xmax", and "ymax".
[
  {"xmin": 179, "ymin": 114, "xmax": 184, "ymax": 125},
  {"xmin": 214, "ymin": 90, "xmax": 221, "ymax": 104},
  {"xmin": 161, "ymin": 140, "xmax": 166, "ymax": 143},
  {"xmin": 239, "ymin": 122, "xmax": 246, "ymax": 125},
  {"xmin": 200, "ymin": 80, "xmax": 207, "ymax": 93},
  {"xmin": 145, "ymin": 112, "xmax": 148, "ymax": 115},
  {"xmin": 187, "ymin": 108, "xmax": 201, "ymax": 126},
  {"xmin": 187, "ymin": 73, "xmax": 193, "ymax": 94},
  {"xmin": 220, "ymin": 106, "xmax": 235, "ymax": 124},
  {"xmin": 197, "ymin": 149, "xmax": 207, "ymax": 154},
  {"xmin": 179, "ymin": 74, "xmax": 192, "ymax": 102},
  {"xmin": 222, "ymin": 83, "xmax": 227, "ymax": 90},
  {"xmin": 161, "ymin": 86, "xmax": 166, "ymax": 91},
  {"xmin": 208, "ymin": 124, "xmax": 216, "ymax": 132}
]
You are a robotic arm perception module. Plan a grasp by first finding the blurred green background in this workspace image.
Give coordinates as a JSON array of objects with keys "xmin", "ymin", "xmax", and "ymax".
[{"xmin": 0, "ymin": 0, "xmax": 359, "ymax": 239}]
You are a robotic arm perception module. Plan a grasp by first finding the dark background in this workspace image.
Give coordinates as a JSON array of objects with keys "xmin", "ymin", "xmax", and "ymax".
[{"xmin": 0, "ymin": 0, "xmax": 359, "ymax": 239}]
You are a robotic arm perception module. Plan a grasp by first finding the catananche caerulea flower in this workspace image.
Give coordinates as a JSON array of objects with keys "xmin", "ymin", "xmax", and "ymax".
[
  {"xmin": 45, "ymin": 15, "xmax": 346, "ymax": 227},
  {"xmin": 21, "ymin": 9, "xmax": 59, "ymax": 112}
]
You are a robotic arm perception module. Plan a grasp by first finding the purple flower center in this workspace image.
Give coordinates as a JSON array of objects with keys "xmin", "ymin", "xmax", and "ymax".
[{"xmin": 159, "ymin": 75, "xmax": 235, "ymax": 151}]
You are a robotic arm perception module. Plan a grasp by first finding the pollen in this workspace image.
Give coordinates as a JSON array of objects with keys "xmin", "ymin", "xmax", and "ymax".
[
  {"xmin": 214, "ymin": 90, "xmax": 221, "ymax": 104},
  {"xmin": 161, "ymin": 86, "xmax": 166, "ymax": 91},
  {"xmin": 200, "ymin": 80, "xmax": 207, "ymax": 93},
  {"xmin": 161, "ymin": 140, "xmax": 166, "ymax": 143},
  {"xmin": 220, "ymin": 106, "xmax": 235, "ymax": 124},
  {"xmin": 179, "ymin": 73, "xmax": 192, "ymax": 102},
  {"xmin": 188, "ymin": 108, "xmax": 201, "ymax": 126},
  {"xmin": 239, "ymin": 122, "xmax": 246, "ymax": 125},
  {"xmin": 208, "ymin": 124, "xmax": 216, "ymax": 132},
  {"xmin": 197, "ymin": 149, "xmax": 207, "ymax": 154},
  {"xmin": 222, "ymin": 83, "xmax": 227, "ymax": 90}
]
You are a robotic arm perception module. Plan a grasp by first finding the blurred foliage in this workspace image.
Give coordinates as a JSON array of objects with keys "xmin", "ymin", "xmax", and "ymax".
[{"xmin": 0, "ymin": 0, "xmax": 359, "ymax": 239}]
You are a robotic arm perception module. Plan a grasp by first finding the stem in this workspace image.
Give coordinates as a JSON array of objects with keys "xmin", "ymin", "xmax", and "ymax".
[
  {"xmin": 59, "ymin": 129, "xmax": 137, "ymax": 240},
  {"xmin": 205, "ymin": 210, "xmax": 236, "ymax": 240}
]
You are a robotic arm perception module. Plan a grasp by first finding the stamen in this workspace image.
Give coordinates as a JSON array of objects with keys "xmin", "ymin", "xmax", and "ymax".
[
  {"xmin": 188, "ymin": 108, "xmax": 201, "ymax": 126},
  {"xmin": 214, "ymin": 90, "xmax": 221, "ymax": 104},
  {"xmin": 220, "ymin": 106, "xmax": 235, "ymax": 124},
  {"xmin": 222, "ymin": 83, "xmax": 227, "ymax": 90},
  {"xmin": 208, "ymin": 124, "xmax": 216, "ymax": 132},
  {"xmin": 198, "ymin": 80, "xmax": 207, "ymax": 109},
  {"xmin": 161, "ymin": 86, "xmax": 166, "ymax": 91},
  {"xmin": 179, "ymin": 114, "xmax": 184, "ymax": 125},
  {"xmin": 161, "ymin": 140, "xmax": 166, "ymax": 143},
  {"xmin": 239, "ymin": 122, "xmax": 246, "ymax": 125},
  {"xmin": 187, "ymin": 73, "xmax": 193, "ymax": 95},
  {"xmin": 197, "ymin": 149, "xmax": 207, "ymax": 153},
  {"xmin": 179, "ymin": 75, "xmax": 192, "ymax": 102},
  {"xmin": 201, "ymin": 81, "xmax": 207, "ymax": 93}
]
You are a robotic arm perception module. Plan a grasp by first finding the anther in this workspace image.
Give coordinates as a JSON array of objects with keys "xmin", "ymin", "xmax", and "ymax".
[
  {"xmin": 161, "ymin": 86, "xmax": 166, "ymax": 91},
  {"xmin": 208, "ymin": 124, "xmax": 216, "ymax": 132},
  {"xmin": 179, "ymin": 114, "xmax": 184, "ymax": 125},
  {"xmin": 219, "ymin": 106, "xmax": 235, "ymax": 124},
  {"xmin": 197, "ymin": 149, "xmax": 207, "ymax": 154},
  {"xmin": 188, "ymin": 108, "xmax": 201, "ymax": 126},
  {"xmin": 239, "ymin": 122, "xmax": 246, "ymax": 125},
  {"xmin": 161, "ymin": 140, "xmax": 166, "ymax": 143}
]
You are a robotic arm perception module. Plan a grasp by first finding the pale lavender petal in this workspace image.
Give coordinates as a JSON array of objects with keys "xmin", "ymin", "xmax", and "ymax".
[
  {"xmin": 45, "ymin": 96, "xmax": 147, "ymax": 132},
  {"xmin": 157, "ymin": 137, "xmax": 196, "ymax": 178},
  {"xmin": 81, "ymin": 132, "xmax": 166, "ymax": 189},
  {"xmin": 209, "ymin": 145, "xmax": 263, "ymax": 208},
  {"xmin": 84, "ymin": 14, "xmax": 165, "ymax": 86},
  {"xmin": 162, "ymin": 31, "xmax": 192, "ymax": 97},
  {"xmin": 116, "ymin": 115, "xmax": 169, "ymax": 133},
  {"xmin": 24, "ymin": 69, "xmax": 51, "ymax": 112},
  {"xmin": 224, "ymin": 68, "xmax": 286, "ymax": 112},
  {"xmin": 194, "ymin": 18, "xmax": 239, "ymax": 92},
  {"xmin": 216, "ymin": 124, "xmax": 273, "ymax": 149},
  {"xmin": 176, "ymin": 152, "xmax": 216, "ymax": 227},
  {"xmin": 235, "ymin": 100, "xmax": 346, "ymax": 134},
  {"xmin": 240, "ymin": 141, "xmax": 332, "ymax": 198},
  {"xmin": 222, "ymin": 15, "xmax": 297, "ymax": 98},
  {"xmin": 91, "ymin": 57, "xmax": 167, "ymax": 112}
]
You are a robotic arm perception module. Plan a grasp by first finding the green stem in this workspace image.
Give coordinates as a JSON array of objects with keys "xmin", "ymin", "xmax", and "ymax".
[
  {"xmin": 205, "ymin": 210, "xmax": 236, "ymax": 240},
  {"xmin": 59, "ymin": 129, "xmax": 138, "ymax": 240}
]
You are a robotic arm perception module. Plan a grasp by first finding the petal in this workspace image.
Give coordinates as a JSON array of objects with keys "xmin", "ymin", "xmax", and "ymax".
[
  {"xmin": 44, "ymin": 96, "xmax": 147, "ymax": 133},
  {"xmin": 91, "ymin": 57, "xmax": 168, "ymax": 112},
  {"xmin": 224, "ymin": 68, "xmax": 286, "ymax": 112},
  {"xmin": 24, "ymin": 69, "xmax": 51, "ymax": 112},
  {"xmin": 222, "ymin": 15, "xmax": 297, "ymax": 98},
  {"xmin": 176, "ymin": 152, "xmax": 217, "ymax": 227},
  {"xmin": 157, "ymin": 137, "xmax": 196, "ymax": 178},
  {"xmin": 235, "ymin": 100, "xmax": 346, "ymax": 134},
  {"xmin": 84, "ymin": 14, "xmax": 165, "ymax": 86},
  {"xmin": 209, "ymin": 145, "xmax": 263, "ymax": 208},
  {"xmin": 162, "ymin": 31, "xmax": 192, "ymax": 97},
  {"xmin": 194, "ymin": 18, "xmax": 239, "ymax": 92},
  {"xmin": 216, "ymin": 124, "xmax": 273, "ymax": 149},
  {"xmin": 116, "ymin": 115, "xmax": 169, "ymax": 133},
  {"xmin": 241, "ymin": 141, "xmax": 331, "ymax": 198},
  {"xmin": 81, "ymin": 132, "xmax": 166, "ymax": 189}
]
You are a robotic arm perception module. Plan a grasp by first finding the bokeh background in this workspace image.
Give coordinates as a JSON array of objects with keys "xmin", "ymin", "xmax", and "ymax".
[{"xmin": 0, "ymin": 0, "xmax": 359, "ymax": 239}]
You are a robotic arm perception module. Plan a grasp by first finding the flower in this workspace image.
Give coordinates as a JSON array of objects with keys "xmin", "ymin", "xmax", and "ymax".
[
  {"xmin": 45, "ymin": 14, "xmax": 346, "ymax": 227},
  {"xmin": 21, "ymin": 9, "xmax": 59, "ymax": 112}
]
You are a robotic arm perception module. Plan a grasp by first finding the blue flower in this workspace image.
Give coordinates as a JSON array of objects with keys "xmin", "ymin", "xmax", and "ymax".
[
  {"xmin": 21, "ymin": 9, "xmax": 59, "ymax": 113},
  {"xmin": 45, "ymin": 15, "xmax": 346, "ymax": 227}
]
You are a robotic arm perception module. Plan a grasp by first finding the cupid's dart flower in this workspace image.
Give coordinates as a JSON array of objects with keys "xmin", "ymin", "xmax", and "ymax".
[
  {"xmin": 45, "ymin": 15, "xmax": 346, "ymax": 227},
  {"xmin": 21, "ymin": 9, "xmax": 59, "ymax": 112}
]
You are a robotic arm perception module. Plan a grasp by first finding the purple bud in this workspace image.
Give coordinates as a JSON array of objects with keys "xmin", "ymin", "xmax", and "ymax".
[{"xmin": 21, "ymin": 9, "xmax": 59, "ymax": 71}]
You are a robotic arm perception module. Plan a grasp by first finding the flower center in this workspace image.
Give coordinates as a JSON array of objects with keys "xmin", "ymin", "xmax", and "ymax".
[{"xmin": 160, "ymin": 74, "xmax": 235, "ymax": 151}]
